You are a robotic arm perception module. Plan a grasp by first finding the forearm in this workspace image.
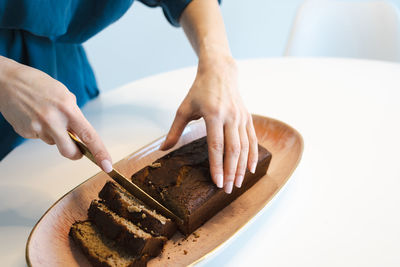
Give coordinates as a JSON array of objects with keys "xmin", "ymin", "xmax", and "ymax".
[
  {"xmin": 180, "ymin": 0, "xmax": 232, "ymax": 62},
  {"xmin": 165, "ymin": 0, "xmax": 257, "ymax": 193}
]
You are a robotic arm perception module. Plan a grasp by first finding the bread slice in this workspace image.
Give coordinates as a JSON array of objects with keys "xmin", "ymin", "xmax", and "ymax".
[
  {"xmin": 69, "ymin": 221, "xmax": 149, "ymax": 267},
  {"xmin": 88, "ymin": 200, "xmax": 166, "ymax": 257},
  {"xmin": 99, "ymin": 181, "xmax": 177, "ymax": 238}
]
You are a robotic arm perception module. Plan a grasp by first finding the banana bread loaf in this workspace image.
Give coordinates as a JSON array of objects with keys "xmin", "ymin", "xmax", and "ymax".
[
  {"xmin": 131, "ymin": 136, "xmax": 272, "ymax": 235},
  {"xmin": 71, "ymin": 136, "xmax": 272, "ymax": 265}
]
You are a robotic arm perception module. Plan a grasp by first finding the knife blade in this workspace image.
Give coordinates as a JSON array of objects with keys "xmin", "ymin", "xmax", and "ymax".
[{"xmin": 68, "ymin": 131, "xmax": 184, "ymax": 225}]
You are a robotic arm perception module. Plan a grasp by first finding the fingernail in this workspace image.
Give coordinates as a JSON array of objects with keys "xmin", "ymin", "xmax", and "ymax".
[
  {"xmin": 160, "ymin": 140, "xmax": 170, "ymax": 151},
  {"xmin": 224, "ymin": 181, "xmax": 234, "ymax": 194},
  {"xmin": 250, "ymin": 162, "xmax": 257, "ymax": 174},
  {"xmin": 159, "ymin": 141, "xmax": 165, "ymax": 150},
  {"xmin": 215, "ymin": 174, "xmax": 223, "ymax": 188},
  {"xmin": 235, "ymin": 175, "xmax": 243, "ymax": 188},
  {"xmin": 101, "ymin": 160, "xmax": 113, "ymax": 173}
]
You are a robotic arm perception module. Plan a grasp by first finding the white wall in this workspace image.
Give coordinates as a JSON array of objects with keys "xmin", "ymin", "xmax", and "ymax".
[
  {"xmin": 84, "ymin": 0, "xmax": 304, "ymax": 92},
  {"xmin": 84, "ymin": 0, "xmax": 400, "ymax": 92}
]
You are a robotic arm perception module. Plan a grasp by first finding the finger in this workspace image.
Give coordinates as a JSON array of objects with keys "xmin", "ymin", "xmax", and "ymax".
[
  {"xmin": 160, "ymin": 107, "xmax": 190, "ymax": 151},
  {"xmin": 31, "ymin": 121, "xmax": 54, "ymax": 144},
  {"xmin": 46, "ymin": 120, "xmax": 83, "ymax": 160},
  {"xmin": 32, "ymin": 110, "xmax": 82, "ymax": 158},
  {"xmin": 234, "ymin": 124, "xmax": 249, "ymax": 188},
  {"xmin": 30, "ymin": 121, "xmax": 42, "ymax": 139},
  {"xmin": 205, "ymin": 118, "xmax": 224, "ymax": 189},
  {"xmin": 247, "ymin": 115, "xmax": 258, "ymax": 173},
  {"xmin": 38, "ymin": 131, "xmax": 56, "ymax": 145},
  {"xmin": 69, "ymin": 110, "xmax": 112, "ymax": 172},
  {"xmin": 223, "ymin": 123, "xmax": 241, "ymax": 194}
]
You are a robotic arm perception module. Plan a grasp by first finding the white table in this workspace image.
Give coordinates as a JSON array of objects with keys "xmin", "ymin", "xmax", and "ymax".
[{"xmin": 1, "ymin": 58, "xmax": 400, "ymax": 267}]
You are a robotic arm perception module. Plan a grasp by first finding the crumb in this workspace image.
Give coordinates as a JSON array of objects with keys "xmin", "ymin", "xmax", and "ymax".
[
  {"xmin": 143, "ymin": 168, "xmax": 149, "ymax": 178},
  {"xmin": 193, "ymin": 232, "xmax": 200, "ymax": 238},
  {"xmin": 149, "ymin": 162, "xmax": 161, "ymax": 168},
  {"xmin": 183, "ymin": 250, "xmax": 188, "ymax": 255},
  {"xmin": 142, "ymin": 213, "xmax": 146, "ymax": 219}
]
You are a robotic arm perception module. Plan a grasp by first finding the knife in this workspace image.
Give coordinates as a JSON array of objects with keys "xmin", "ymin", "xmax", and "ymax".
[{"xmin": 68, "ymin": 131, "xmax": 184, "ymax": 225}]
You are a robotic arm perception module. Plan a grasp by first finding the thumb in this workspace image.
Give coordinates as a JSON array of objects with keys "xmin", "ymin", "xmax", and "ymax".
[{"xmin": 160, "ymin": 109, "xmax": 190, "ymax": 151}]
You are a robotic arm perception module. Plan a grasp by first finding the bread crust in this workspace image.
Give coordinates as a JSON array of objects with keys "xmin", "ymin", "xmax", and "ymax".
[
  {"xmin": 99, "ymin": 181, "xmax": 177, "ymax": 238},
  {"xmin": 131, "ymin": 137, "xmax": 272, "ymax": 235},
  {"xmin": 69, "ymin": 221, "xmax": 149, "ymax": 267},
  {"xmin": 88, "ymin": 200, "xmax": 166, "ymax": 257}
]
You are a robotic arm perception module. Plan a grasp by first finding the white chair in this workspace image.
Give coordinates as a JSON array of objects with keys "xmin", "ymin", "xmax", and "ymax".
[{"xmin": 285, "ymin": 0, "xmax": 400, "ymax": 62}]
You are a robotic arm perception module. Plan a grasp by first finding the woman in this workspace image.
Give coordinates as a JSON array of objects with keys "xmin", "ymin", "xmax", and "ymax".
[{"xmin": 0, "ymin": 0, "xmax": 258, "ymax": 194}]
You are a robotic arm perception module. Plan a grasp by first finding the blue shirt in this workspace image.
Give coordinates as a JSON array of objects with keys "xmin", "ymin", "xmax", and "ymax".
[{"xmin": 0, "ymin": 0, "xmax": 192, "ymax": 160}]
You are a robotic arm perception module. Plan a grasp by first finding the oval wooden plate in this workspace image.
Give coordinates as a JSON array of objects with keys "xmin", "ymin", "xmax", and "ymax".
[{"xmin": 26, "ymin": 115, "xmax": 303, "ymax": 267}]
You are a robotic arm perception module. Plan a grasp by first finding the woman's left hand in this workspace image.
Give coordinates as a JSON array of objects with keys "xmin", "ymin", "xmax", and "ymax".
[{"xmin": 160, "ymin": 55, "xmax": 258, "ymax": 194}]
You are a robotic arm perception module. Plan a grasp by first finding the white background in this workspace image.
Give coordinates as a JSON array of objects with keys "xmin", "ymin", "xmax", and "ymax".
[
  {"xmin": 84, "ymin": 0, "xmax": 303, "ymax": 91},
  {"xmin": 85, "ymin": 0, "xmax": 400, "ymax": 92}
]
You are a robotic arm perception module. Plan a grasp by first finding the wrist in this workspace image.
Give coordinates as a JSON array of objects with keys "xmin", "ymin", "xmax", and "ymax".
[
  {"xmin": 0, "ymin": 56, "xmax": 23, "ymax": 85},
  {"xmin": 198, "ymin": 49, "xmax": 237, "ymax": 74},
  {"xmin": 198, "ymin": 43, "xmax": 232, "ymax": 60},
  {"xmin": 0, "ymin": 56, "xmax": 12, "ymax": 112},
  {"xmin": 0, "ymin": 56, "xmax": 25, "ymax": 112}
]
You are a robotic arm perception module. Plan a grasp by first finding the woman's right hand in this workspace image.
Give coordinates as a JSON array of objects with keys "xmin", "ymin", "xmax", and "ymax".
[{"xmin": 0, "ymin": 56, "xmax": 112, "ymax": 173}]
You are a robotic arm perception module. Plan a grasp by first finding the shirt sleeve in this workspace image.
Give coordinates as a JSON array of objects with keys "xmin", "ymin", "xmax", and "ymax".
[{"xmin": 139, "ymin": 0, "xmax": 221, "ymax": 27}]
